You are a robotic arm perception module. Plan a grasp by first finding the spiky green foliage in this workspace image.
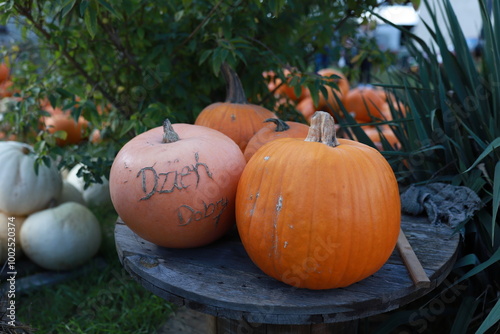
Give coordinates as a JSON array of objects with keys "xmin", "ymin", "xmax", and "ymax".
[{"xmin": 359, "ymin": 0, "xmax": 499, "ymax": 332}]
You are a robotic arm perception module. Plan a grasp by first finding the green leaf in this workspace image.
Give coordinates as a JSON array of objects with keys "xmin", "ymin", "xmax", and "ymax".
[
  {"xmin": 48, "ymin": 94, "xmax": 58, "ymax": 109},
  {"xmin": 84, "ymin": 0, "xmax": 98, "ymax": 39},
  {"xmin": 55, "ymin": 87, "xmax": 74, "ymax": 98},
  {"xmin": 453, "ymin": 253, "xmax": 479, "ymax": 269},
  {"xmin": 457, "ymin": 246, "xmax": 500, "ymax": 284},
  {"xmin": 61, "ymin": 0, "xmax": 77, "ymax": 17},
  {"xmin": 174, "ymin": 10, "xmax": 184, "ymax": 22},
  {"xmin": 97, "ymin": 0, "xmax": 123, "ymax": 20},
  {"xmin": 451, "ymin": 296, "xmax": 479, "ymax": 334},
  {"xmin": 492, "ymin": 161, "xmax": 500, "ymax": 244},
  {"xmin": 198, "ymin": 49, "xmax": 212, "ymax": 66},
  {"xmin": 79, "ymin": 0, "xmax": 89, "ymax": 16},
  {"xmin": 475, "ymin": 297, "xmax": 500, "ymax": 334},
  {"xmin": 211, "ymin": 48, "xmax": 227, "ymax": 76},
  {"xmin": 464, "ymin": 137, "xmax": 500, "ymax": 172},
  {"xmin": 411, "ymin": 0, "xmax": 421, "ymax": 10},
  {"xmin": 0, "ymin": 0, "xmax": 14, "ymax": 11},
  {"xmin": 53, "ymin": 130, "xmax": 68, "ymax": 140},
  {"xmin": 119, "ymin": 121, "xmax": 135, "ymax": 138}
]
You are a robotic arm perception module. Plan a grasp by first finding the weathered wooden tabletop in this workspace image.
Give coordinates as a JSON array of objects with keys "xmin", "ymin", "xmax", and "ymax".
[{"xmin": 115, "ymin": 214, "xmax": 460, "ymax": 325}]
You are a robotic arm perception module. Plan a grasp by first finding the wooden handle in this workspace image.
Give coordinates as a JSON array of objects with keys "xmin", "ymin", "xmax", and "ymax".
[{"xmin": 397, "ymin": 228, "xmax": 431, "ymax": 288}]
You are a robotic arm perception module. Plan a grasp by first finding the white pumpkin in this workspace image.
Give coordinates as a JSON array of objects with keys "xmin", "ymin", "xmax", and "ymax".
[
  {"xmin": 0, "ymin": 212, "xmax": 25, "ymax": 263},
  {"xmin": 0, "ymin": 141, "xmax": 63, "ymax": 215},
  {"xmin": 66, "ymin": 163, "xmax": 111, "ymax": 207},
  {"xmin": 56, "ymin": 180, "xmax": 86, "ymax": 205},
  {"xmin": 20, "ymin": 202, "xmax": 102, "ymax": 271}
]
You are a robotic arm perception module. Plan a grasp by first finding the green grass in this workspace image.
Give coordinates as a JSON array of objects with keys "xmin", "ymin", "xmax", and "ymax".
[{"xmin": 17, "ymin": 204, "xmax": 175, "ymax": 334}]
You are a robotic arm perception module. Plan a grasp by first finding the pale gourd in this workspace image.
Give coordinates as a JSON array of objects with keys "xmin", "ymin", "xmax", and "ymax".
[
  {"xmin": 66, "ymin": 163, "xmax": 111, "ymax": 207},
  {"xmin": 56, "ymin": 180, "xmax": 86, "ymax": 206},
  {"xmin": 0, "ymin": 141, "xmax": 62, "ymax": 215},
  {"xmin": 0, "ymin": 212, "xmax": 25, "ymax": 263},
  {"xmin": 20, "ymin": 202, "xmax": 102, "ymax": 271}
]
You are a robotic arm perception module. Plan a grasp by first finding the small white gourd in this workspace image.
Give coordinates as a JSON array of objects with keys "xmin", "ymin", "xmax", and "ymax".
[{"xmin": 20, "ymin": 202, "xmax": 102, "ymax": 271}]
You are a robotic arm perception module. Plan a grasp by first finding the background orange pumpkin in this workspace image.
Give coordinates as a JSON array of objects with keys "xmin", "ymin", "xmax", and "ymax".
[
  {"xmin": 195, "ymin": 63, "xmax": 277, "ymax": 151},
  {"xmin": 235, "ymin": 111, "xmax": 401, "ymax": 290},
  {"xmin": 243, "ymin": 118, "xmax": 310, "ymax": 162},
  {"xmin": 360, "ymin": 125, "xmax": 401, "ymax": 150},
  {"xmin": 316, "ymin": 68, "xmax": 350, "ymax": 114},
  {"xmin": 263, "ymin": 69, "xmax": 307, "ymax": 102},
  {"xmin": 43, "ymin": 108, "xmax": 89, "ymax": 146},
  {"xmin": 0, "ymin": 63, "xmax": 10, "ymax": 83},
  {"xmin": 295, "ymin": 68, "xmax": 350, "ymax": 122},
  {"xmin": 342, "ymin": 86, "xmax": 388, "ymax": 123}
]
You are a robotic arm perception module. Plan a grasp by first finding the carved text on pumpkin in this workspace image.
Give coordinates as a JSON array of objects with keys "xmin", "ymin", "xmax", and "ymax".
[
  {"xmin": 136, "ymin": 152, "xmax": 213, "ymax": 200},
  {"xmin": 177, "ymin": 198, "xmax": 228, "ymax": 227}
]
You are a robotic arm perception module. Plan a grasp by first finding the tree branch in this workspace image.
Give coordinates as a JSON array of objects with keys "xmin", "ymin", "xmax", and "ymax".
[
  {"xmin": 177, "ymin": 0, "xmax": 224, "ymax": 49},
  {"xmin": 14, "ymin": 4, "xmax": 123, "ymax": 111}
]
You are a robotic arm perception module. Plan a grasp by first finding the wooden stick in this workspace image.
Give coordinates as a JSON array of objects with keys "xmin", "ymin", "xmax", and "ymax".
[{"xmin": 397, "ymin": 228, "xmax": 431, "ymax": 288}]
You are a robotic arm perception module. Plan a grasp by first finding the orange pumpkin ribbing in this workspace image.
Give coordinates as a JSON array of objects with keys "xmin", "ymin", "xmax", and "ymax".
[
  {"xmin": 236, "ymin": 111, "xmax": 400, "ymax": 290},
  {"xmin": 195, "ymin": 63, "xmax": 276, "ymax": 152},
  {"xmin": 243, "ymin": 119, "xmax": 310, "ymax": 162},
  {"xmin": 110, "ymin": 122, "xmax": 246, "ymax": 248},
  {"xmin": 195, "ymin": 102, "xmax": 276, "ymax": 152}
]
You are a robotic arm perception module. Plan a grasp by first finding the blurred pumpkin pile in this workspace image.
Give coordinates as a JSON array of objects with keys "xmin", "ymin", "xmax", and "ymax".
[
  {"xmin": 0, "ymin": 62, "xmax": 109, "ymax": 271},
  {"xmin": 264, "ymin": 67, "xmax": 407, "ymax": 150},
  {"xmin": 0, "ymin": 140, "xmax": 110, "ymax": 271}
]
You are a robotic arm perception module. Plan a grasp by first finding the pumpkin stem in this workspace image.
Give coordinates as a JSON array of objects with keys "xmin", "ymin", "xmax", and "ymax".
[
  {"xmin": 162, "ymin": 119, "xmax": 180, "ymax": 143},
  {"xmin": 305, "ymin": 111, "xmax": 340, "ymax": 147},
  {"xmin": 221, "ymin": 62, "xmax": 247, "ymax": 104},
  {"xmin": 264, "ymin": 118, "xmax": 290, "ymax": 132}
]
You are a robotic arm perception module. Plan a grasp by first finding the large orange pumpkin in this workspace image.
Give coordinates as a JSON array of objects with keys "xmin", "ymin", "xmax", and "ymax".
[
  {"xmin": 109, "ymin": 120, "xmax": 246, "ymax": 248},
  {"xmin": 236, "ymin": 111, "xmax": 401, "ymax": 290},
  {"xmin": 243, "ymin": 118, "xmax": 310, "ymax": 162},
  {"xmin": 342, "ymin": 86, "xmax": 388, "ymax": 123},
  {"xmin": 195, "ymin": 63, "xmax": 277, "ymax": 151}
]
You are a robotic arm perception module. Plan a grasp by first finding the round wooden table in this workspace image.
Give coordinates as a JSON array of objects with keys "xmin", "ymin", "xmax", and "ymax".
[{"xmin": 115, "ymin": 214, "xmax": 460, "ymax": 333}]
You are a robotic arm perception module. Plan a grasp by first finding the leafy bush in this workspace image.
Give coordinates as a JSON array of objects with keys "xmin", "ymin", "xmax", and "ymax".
[{"xmin": 0, "ymin": 0, "xmax": 397, "ymax": 183}]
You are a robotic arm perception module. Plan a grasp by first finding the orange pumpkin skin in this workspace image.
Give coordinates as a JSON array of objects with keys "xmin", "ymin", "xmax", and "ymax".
[
  {"xmin": 361, "ymin": 125, "xmax": 401, "ymax": 150},
  {"xmin": 236, "ymin": 112, "xmax": 400, "ymax": 290},
  {"xmin": 195, "ymin": 63, "xmax": 277, "ymax": 152},
  {"xmin": 195, "ymin": 102, "xmax": 276, "ymax": 152},
  {"xmin": 342, "ymin": 86, "xmax": 387, "ymax": 123},
  {"xmin": 264, "ymin": 69, "xmax": 307, "ymax": 102},
  {"xmin": 316, "ymin": 68, "xmax": 350, "ymax": 113},
  {"xmin": 243, "ymin": 119, "xmax": 310, "ymax": 162},
  {"xmin": 0, "ymin": 63, "xmax": 10, "ymax": 83},
  {"xmin": 296, "ymin": 96, "xmax": 316, "ymax": 122},
  {"xmin": 109, "ymin": 123, "xmax": 246, "ymax": 248},
  {"xmin": 0, "ymin": 80, "xmax": 16, "ymax": 98},
  {"xmin": 44, "ymin": 114, "xmax": 89, "ymax": 146}
]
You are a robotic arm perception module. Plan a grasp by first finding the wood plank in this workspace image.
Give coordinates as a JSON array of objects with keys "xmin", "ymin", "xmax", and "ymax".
[
  {"xmin": 115, "ymin": 214, "xmax": 460, "ymax": 325},
  {"xmin": 397, "ymin": 229, "xmax": 431, "ymax": 288}
]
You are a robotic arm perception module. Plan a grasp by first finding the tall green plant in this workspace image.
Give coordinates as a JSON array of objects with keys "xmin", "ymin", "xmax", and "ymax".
[{"xmin": 369, "ymin": 0, "xmax": 499, "ymax": 332}]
